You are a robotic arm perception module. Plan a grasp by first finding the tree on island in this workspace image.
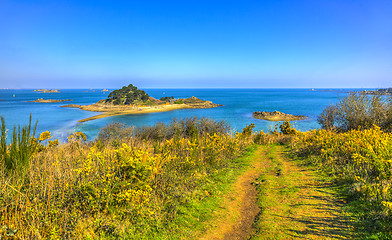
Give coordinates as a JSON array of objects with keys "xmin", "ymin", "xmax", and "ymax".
[{"xmin": 105, "ymin": 84, "xmax": 150, "ymax": 105}]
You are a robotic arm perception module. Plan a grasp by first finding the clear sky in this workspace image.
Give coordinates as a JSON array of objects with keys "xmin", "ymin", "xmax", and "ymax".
[{"xmin": 0, "ymin": 0, "xmax": 391, "ymax": 89}]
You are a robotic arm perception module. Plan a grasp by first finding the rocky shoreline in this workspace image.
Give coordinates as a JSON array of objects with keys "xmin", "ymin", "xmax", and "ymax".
[{"xmin": 253, "ymin": 111, "xmax": 307, "ymax": 121}]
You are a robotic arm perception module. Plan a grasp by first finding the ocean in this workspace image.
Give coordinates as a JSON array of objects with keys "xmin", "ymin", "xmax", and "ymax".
[{"xmin": 0, "ymin": 88, "xmax": 352, "ymax": 141}]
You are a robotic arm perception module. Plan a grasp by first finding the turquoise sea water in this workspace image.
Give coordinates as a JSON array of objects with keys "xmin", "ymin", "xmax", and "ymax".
[{"xmin": 0, "ymin": 88, "xmax": 353, "ymax": 141}]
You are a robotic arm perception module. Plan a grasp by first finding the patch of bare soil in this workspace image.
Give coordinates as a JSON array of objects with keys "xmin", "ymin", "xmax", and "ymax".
[{"xmin": 200, "ymin": 147, "xmax": 268, "ymax": 240}]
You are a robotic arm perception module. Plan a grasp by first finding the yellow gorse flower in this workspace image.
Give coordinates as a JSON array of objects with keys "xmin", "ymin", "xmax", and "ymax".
[
  {"xmin": 68, "ymin": 132, "xmax": 87, "ymax": 142},
  {"xmin": 38, "ymin": 131, "xmax": 51, "ymax": 141}
]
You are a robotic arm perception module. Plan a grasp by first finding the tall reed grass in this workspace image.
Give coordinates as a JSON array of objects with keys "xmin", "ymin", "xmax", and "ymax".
[{"xmin": 0, "ymin": 114, "xmax": 37, "ymax": 172}]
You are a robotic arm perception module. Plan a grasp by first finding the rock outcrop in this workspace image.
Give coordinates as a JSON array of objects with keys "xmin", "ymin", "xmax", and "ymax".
[{"xmin": 253, "ymin": 111, "xmax": 307, "ymax": 121}]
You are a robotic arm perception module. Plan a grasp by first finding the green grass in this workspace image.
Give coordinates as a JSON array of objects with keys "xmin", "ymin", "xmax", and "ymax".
[{"xmin": 152, "ymin": 144, "xmax": 258, "ymax": 239}]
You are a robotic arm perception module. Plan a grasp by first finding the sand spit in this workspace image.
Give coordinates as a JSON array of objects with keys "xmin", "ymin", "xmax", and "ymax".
[
  {"xmin": 63, "ymin": 100, "xmax": 221, "ymax": 123},
  {"xmin": 28, "ymin": 98, "xmax": 73, "ymax": 103}
]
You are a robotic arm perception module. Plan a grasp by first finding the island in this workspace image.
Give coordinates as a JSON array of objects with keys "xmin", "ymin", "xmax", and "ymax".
[
  {"xmin": 34, "ymin": 89, "xmax": 60, "ymax": 93},
  {"xmin": 62, "ymin": 84, "xmax": 222, "ymax": 122},
  {"xmin": 27, "ymin": 98, "xmax": 73, "ymax": 103},
  {"xmin": 253, "ymin": 111, "xmax": 307, "ymax": 121}
]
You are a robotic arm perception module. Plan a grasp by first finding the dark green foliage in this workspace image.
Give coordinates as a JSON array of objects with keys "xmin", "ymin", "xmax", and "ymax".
[
  {"xmin": 318, "ymin": 93, "xmax": 392, "ymax": 132},
  {"xmin": 105, "ymin": 84, "xmax": 150, "ymax": 105},
  {"xmin": 160, "ymin": 96, "xmax": 174, "ymax": 102},
  {"xmin": 0, "ymin": 114, "xmax": 38, "ymax": 172}
]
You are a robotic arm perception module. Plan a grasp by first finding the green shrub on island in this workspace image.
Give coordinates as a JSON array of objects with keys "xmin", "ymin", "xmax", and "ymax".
[
  {"xmin": 105, "ymin": 84, "xmax": 150, "ymax": 105},
  {"xmin": 174, "ymin": 99, "xmax": 184, "ymax": 104},
  {"xmin": 160, "ymin": 96, "xmax": 174, "ymax": 102}
]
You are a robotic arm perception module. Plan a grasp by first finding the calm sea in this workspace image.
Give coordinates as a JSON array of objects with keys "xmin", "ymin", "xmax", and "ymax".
[{"xmin": 0, "ymin": 88, "xmax": 355, "ymax": 141}]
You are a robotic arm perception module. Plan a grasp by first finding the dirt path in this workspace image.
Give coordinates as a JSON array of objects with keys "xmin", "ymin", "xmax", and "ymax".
[
  {"xmin": 200, "ymin": 145, "xmax": 353, "ymax": 240},
  {"xmin": 200, "ymin": 147, "xmax": 267, "ymax": 240}
]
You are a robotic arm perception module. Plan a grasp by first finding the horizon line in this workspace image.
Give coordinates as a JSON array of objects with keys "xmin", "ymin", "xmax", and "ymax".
[{"xmin": 0, "ymin": 87, "xmax": 383, "ymax": 90}]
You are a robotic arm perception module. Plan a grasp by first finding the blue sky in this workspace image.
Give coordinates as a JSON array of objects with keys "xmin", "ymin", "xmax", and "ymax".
[{"xmin": 0, "ymin": 0, "xmax": 391, "ymax": 88}]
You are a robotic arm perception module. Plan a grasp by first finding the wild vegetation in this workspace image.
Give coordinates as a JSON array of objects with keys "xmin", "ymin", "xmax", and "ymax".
[
  {"xmin": 0, "ymin": 117, "xmax": 253, "ymax": 239},
  {"xmin": 318, "ymin": 93, "xmax": 392, "ymax": 132},
  {"xmin": 293, "ymin": 126, "xmax": 392, "ymax": 238}
]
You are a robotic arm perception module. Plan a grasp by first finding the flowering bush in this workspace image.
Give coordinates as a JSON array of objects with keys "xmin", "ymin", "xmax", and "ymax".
[{"xmin": 0, "ymin": 118, "xmax": 252, "ymax": 238}]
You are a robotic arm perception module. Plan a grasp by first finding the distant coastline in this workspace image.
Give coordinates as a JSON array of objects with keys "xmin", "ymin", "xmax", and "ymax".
[
  {"xmin": 358, "ymin": 88, "xmax": 392, "ymax": 95},
  {"xmin": 34, "ymin": 89, "xmax": 60, "ymax": 93},
  {"xmin": 27, "ymin": 98, "xmax": 73, "ymax": 103}
]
